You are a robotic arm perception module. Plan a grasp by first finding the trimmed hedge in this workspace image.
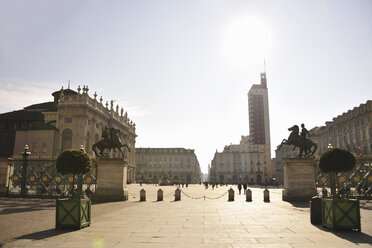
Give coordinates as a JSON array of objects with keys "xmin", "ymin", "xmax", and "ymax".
[
  {"xmin": 56, "ymin": 149, "xmax": 92, "ymax": 175},
  {"xmin": 319, "ymin": 148, "xmax": 356, "ymax": 173}
]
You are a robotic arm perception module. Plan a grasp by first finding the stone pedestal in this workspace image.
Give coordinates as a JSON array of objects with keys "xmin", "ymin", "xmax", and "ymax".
[
  {"xmin": 157, "ymin": 189, "xmax": 163, "ymax": 201},
  {"xmin": 228, "ymin": 188, "xmax": 234, "ymax": 202},
  {"xmin": 246, "ymin": 189, "xmax": 252, "ymax": 202},
  {"xmin": 264, "ymin": 189, "xmax": 270, "ymax": 202},
  {"xmin": 140, "ymin": 189, "xmax": 146, "ymax": 201},
  {"xmin": 0, "ymin": 158, "xmax": 9, "ymax": 196},
  {"xmin": 282, "ymin": 158, "xmax": 317, "ymax": 202},
  {"xmin": 174, "ymin": 188, "xmax": 181, "ymax": 201},
  {"xmin": 94, "ymin": 158, "xmax": 128, "ymax": 202}
]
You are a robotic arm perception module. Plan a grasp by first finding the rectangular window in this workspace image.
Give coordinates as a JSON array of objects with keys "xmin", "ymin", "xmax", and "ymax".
[
  {"xmin": 64, "ymin": 118, "xmax": 72, "ymax": 123},
  {"xmin": 32, "ymin": 143, "xmax": 37, "ymax": 153},
  {"xmin": 42, "ymin": 143, "xmax": 47, "ymax": 153}
]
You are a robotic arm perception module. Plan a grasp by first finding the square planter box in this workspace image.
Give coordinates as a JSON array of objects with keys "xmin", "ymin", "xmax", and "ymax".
[
  {"xmin": 322, "ymin": 198, "xmax": 361, "ymax": 232},
  {"xmin": 56, "ymin": 198, "xmax": 91, "ymax": 229}
]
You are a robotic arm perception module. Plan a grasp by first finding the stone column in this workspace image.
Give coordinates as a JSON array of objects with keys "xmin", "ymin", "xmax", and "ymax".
[
  {"xmin": 94, "ymin": 158, "xmax": 128, "ymax": 202},
  {"xmin": 282, "ymin": 158, "xmax": 317, "ymax": 202},
  {"xmin": 0, "ymin": 158, "xmax": 9, "ymax": 196}
]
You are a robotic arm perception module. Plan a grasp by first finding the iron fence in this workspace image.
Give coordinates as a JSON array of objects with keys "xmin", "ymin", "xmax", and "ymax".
[{"xmin": 7, "ymin": 156, "xmax": 97, "ymax": 198}]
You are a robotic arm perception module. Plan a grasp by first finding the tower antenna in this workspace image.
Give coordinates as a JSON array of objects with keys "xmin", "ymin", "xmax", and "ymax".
[
  {"xmin": 68, "ymin": 80, "xmax": 70, "ymax": 89},
  {"xmin": 264, "ymin": 59, "xmax": 266, "ymax": 73}
]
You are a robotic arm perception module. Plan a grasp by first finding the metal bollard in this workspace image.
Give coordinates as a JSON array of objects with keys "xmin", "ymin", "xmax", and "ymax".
[
  {"xmin": 246, "ymin": 189, "xmax": 252, "ymax": 202},
  {"xmin": 140, "ymin": 189, "xmax": 146, "ymax": 201},
  {"xmin": 157, "ymin": 189, "xmax": 163, "ymax": 201},
  {"xmin": 228, "ymin": 188, "xmax": 234, "ymax": 201},
  {"xmin": 175, "ymin": 188, "xmax": 181, "ymax": 201},
  {"xmin": 263, "ymin": 189, "xmax": 270, "ymax": 202}
]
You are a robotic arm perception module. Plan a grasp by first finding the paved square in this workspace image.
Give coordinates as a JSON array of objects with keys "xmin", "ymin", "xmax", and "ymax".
[{"xmin": 0, "ymin": 184, "xmax": 371, "ymax": 247}]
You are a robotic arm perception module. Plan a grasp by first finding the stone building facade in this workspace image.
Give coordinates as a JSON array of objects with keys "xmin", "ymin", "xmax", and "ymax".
[
  {"xmin": 318, "ymin": 100, "xmax": 372, "ymax": 156},
  {"xmin": 209, "ymin": 136, "xmax": 274, "ymax": 185},
  {"xmin": 135, "ymin": 148, "xmax": 202, "ymax": 184},
  {"xmin": 0, "ymin": 86, "xmax": 137, "ymax": 182}
]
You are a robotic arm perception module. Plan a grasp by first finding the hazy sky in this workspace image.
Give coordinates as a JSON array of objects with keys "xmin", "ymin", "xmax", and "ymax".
[{"xmin": 0, "ymin": 0, "xmax": 371, "ymax": 173}]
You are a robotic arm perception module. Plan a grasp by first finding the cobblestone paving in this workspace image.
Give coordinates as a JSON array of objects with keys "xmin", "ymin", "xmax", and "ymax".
[{"xmin": 0, "ymin": 184, "xmax": 371, "ymax": 247}]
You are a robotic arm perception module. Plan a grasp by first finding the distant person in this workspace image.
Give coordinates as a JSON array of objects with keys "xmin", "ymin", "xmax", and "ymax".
[
  {"xmin": 243, "ymin": 183, "xmax": 248, "ymax": 194},
  {"xmin": 237, "ymin": 184, "xmax": 242, "ymax": 194}
]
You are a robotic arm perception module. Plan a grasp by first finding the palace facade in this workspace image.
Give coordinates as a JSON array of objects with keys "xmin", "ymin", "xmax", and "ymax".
[
  {"xmin": 318, "ymin": 100, "xmax": 372, "ymax": 156},
  {"xmin": 135, "ymin": 148, "xmax": 202, "ymax": 184},
  {"xmin": 0, "ymin": 86, "xmax": 137, "ymax": 182}
]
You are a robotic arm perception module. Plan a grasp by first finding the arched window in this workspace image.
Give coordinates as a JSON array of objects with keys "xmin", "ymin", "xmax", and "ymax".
[{"xmin": 61, "ymin": 129, "xmax": 72, "ymax": 151}]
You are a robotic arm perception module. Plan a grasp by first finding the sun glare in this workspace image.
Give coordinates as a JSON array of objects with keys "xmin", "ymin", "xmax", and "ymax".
[{"xmin": 223, "ymin": 16, "xmax": 272, "ymax": 69}]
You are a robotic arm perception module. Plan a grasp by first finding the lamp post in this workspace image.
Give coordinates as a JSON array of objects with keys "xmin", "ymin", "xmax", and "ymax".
[{"xmin": 21, "ymin": 145, "xmax": 31, "ymax": 197}]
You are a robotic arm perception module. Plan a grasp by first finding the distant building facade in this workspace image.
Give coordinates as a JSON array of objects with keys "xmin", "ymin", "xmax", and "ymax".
[
  {"xmin": 0, "ymin": 86, "xmax": 137, "ymax": 182},
  {"xmin": 209, "ymin": 135, "xmax": 274, "ymax": 184},
  {"xmin": 318, "ymin": 100, "xmax": 372, "ymax": 156},
  {"xmin": 135, "ymin": 148, "xmax": 202, "ymax": 184},
  {"xmin": 209, "ymin": 72, "xmax": 274, "ymax": 184}
]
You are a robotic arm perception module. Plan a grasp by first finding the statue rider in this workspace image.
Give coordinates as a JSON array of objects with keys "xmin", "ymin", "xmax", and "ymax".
[
  {"xmin": 102, "ymin": 127, "xmax": 110, "ymax": 142},
  {"xmin": 109, "ymin": 128, "xmax": 121, "ymax": 152},
  {"xmin": 300, "ymin": 123, "xmax": 310, "ymax": 154},
  {"xmin": 300, "ymin": 123, "xmax": 310, "ymax": 140}
]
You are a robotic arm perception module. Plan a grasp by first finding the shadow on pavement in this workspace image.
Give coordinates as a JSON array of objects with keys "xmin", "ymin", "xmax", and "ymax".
[
  {"xmin": 0, "ymin": 198, "xmax": 55, "ymax": 215},
  {"xmin": 287, "ymin": 201, "xmax": 309, "ymax": 208},
  {"xmin": 0, "ymin": 207, "xmax": 54, "ymax": 215},
  {"xmin": 15, "ymin": 229, "xmax": 73, "ymax": 240},
  {"xmin": 314, "ymin": 225, "xmax": 372, "ymax": 244}
]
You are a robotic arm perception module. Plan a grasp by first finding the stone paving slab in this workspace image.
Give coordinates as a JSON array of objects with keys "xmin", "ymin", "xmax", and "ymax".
[{"xmin": 0, "ymin": 184, "xmax": 371, "ymax": 247}]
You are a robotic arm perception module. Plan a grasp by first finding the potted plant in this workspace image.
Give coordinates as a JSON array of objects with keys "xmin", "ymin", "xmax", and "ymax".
[
  {"xmin": 55, "ymin": 149, "xmax": 92, "ymax": 229},
  {"xmin": 319, "ymin": 148, "xmax": 360, "ymax": 231}
]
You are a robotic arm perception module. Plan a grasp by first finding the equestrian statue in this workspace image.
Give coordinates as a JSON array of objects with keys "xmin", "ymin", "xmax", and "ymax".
[
  {"xmin": 92, "ymin": 127, "xmax": 130, "ymax": 158},
  {"xmin": 278, "ymin": 124, "xmax": 317, "ymax": 158}
]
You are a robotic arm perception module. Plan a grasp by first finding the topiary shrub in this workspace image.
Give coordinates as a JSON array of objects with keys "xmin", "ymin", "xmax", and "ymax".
[
  {"xmin": 57, "ymin": 149, "xmax": 91, "ymax": 175},
  {"xmin": 56, "ymin": 149, "xmax": 92, "ymax": 198},
  {"xmin": 319, "ymin": 148, "xmax": 356, "ymax": 197},
  {"xmin": 319, "ymin": 148, "xmax": 356, "ymax": 173}
]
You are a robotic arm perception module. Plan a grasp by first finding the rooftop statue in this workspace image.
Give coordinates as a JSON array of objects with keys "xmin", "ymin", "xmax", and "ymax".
[
  {"xmin": 92, "ymin": 127, "xmax": 130, "ymax": 158},
  {"xmin": 278, "ymin": 124, "xmax": 317, "ymax": 158}
]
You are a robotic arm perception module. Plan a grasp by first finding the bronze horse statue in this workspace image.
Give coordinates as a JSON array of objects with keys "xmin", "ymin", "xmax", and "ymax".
[
  {"xmin": 92, "ymin": 127, "xmax": 130, "ymax": 158},
  {"xmin": 278, "ymin": 125, "xmax": 317, "ymax": 158}
]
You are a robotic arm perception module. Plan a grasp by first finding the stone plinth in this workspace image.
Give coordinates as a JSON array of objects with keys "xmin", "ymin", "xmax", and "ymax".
[
  {"xmin": 94, "ymin": 158, "xmax": 128, "ymax": 202},
  {"xmin": 282, "ymin": 158, "xmax": 317, "ymax": 202},
  {"xmin": 0, "ymin": 158, "xmax": 9, "ymax": 196}
]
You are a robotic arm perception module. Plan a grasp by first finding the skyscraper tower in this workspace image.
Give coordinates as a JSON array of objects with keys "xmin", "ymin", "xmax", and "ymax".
[{"xmin": 248, "ymin": 72, "xmax": 271, "ymax": 157}]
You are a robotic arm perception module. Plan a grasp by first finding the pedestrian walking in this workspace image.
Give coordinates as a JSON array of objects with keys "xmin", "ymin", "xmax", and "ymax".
[
  {"xmin": 243, "ymin": 183, "xmax": 247, "ymax": 194},
  {"xmin": 237, "ymin": 183, "xmax": 242, "ymax": 194}
]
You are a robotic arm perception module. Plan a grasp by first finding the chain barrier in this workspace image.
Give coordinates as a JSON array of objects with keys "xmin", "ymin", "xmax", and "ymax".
[{"xmin": 181, "ymin": 190, "xmax": 228, "ymax": 200}]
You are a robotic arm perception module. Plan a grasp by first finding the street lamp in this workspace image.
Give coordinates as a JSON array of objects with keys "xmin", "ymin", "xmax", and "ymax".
[
  {"xmin": 21, "ymin": 145, "xmax": 31, "ymax": 197},
  {"xmin": 327, "ymin": 143, "xmax": 333, "ymax": 149}
]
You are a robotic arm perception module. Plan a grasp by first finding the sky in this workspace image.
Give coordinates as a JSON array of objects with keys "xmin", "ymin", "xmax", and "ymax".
[{"xmin": 0, "ymin": 0, "xmax": 371, "ymax": 173}]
